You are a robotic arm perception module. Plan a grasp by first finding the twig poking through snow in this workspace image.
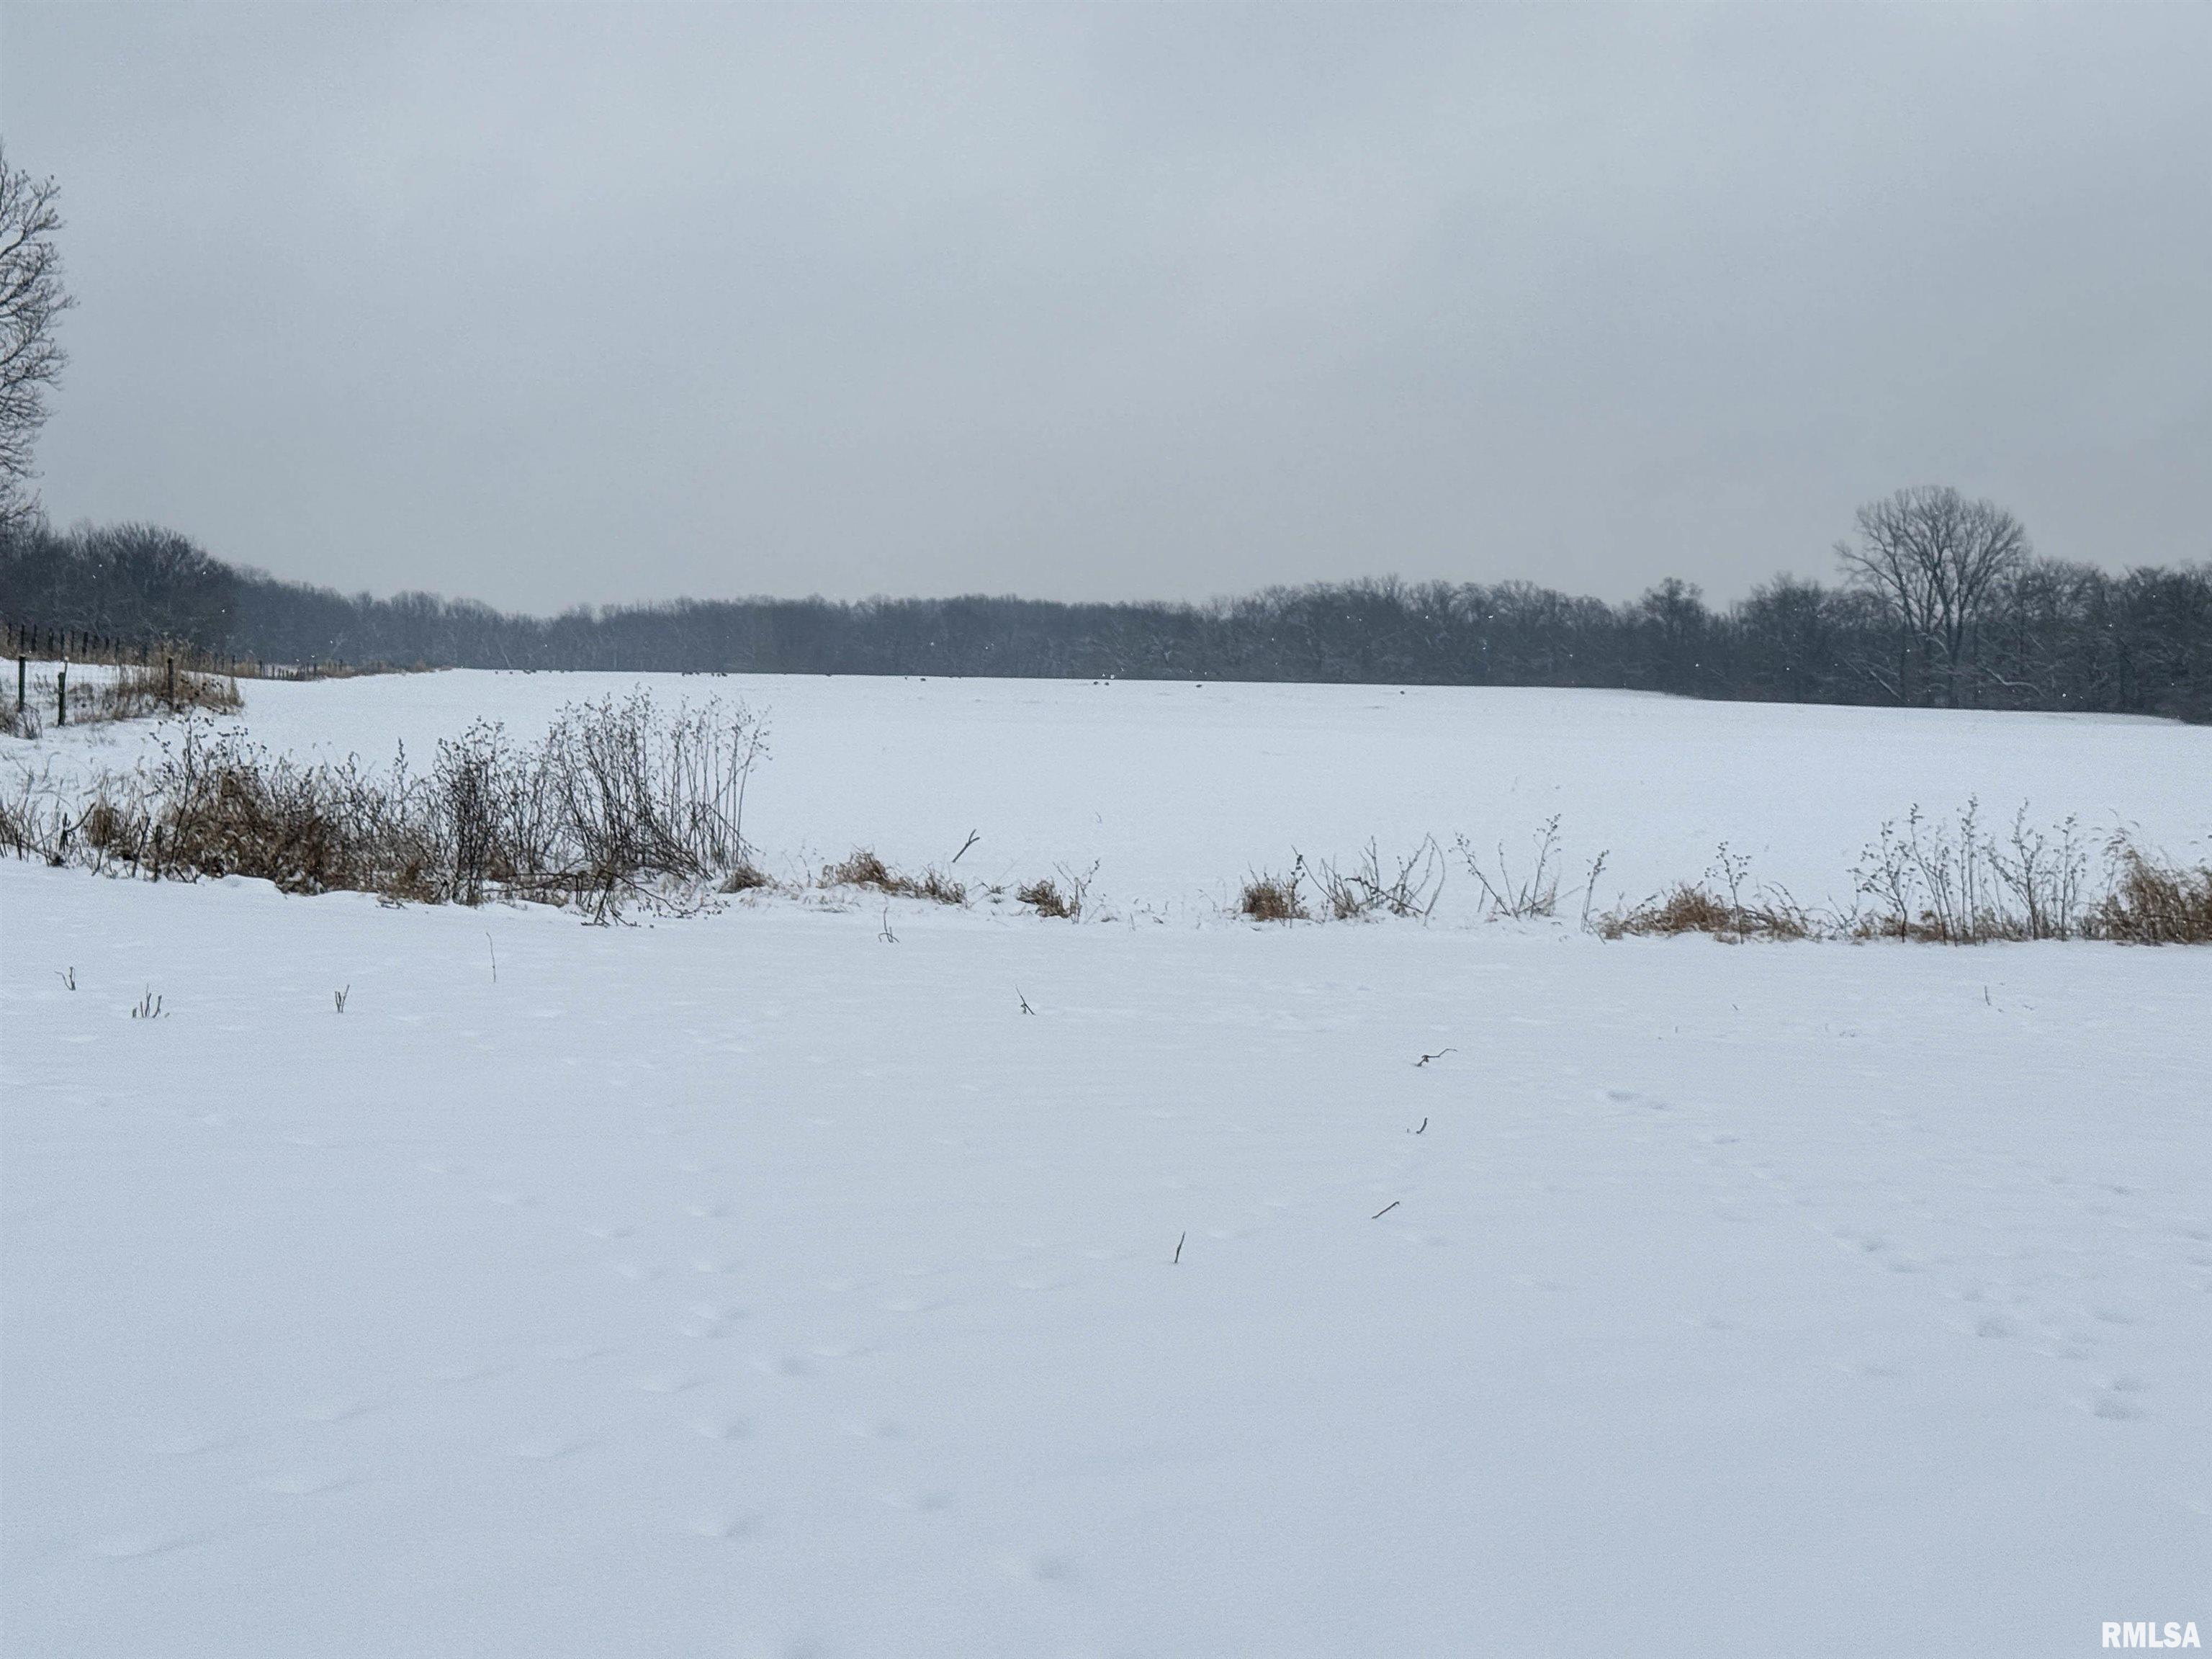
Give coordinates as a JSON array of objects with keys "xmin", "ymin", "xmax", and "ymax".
[
  {"xmin": 485, "ymin": 933, "xmax": 497, "ymax": 984},
  {"xmin": 1409, "ymin": 1118, "xmax": 1427, "ymax": 1135},
  {"xmin": 1017, "ymin": 988, "xmax": 1034, "ymax": 1015},
  {"xmin": 1414, "ymin": 1048, "xmax": 1455, "ymax": 1067},
  {"xmin": 1172, "ymin": 1231, "xmax": 1185, "ymax": 1265},
  {"xmin": 1372, "ymin": 1200, "xmax": 1401, "ymax": 1220},
  {"xmin": 951, "ymin": 830, "xmax": 981, "ymax": 865},
  {"xmin": 334, "ymin": 985, "xmax": 349, "ymax": 1014}
]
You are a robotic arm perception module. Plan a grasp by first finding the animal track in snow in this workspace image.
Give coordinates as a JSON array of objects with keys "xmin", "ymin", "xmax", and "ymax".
[
  {"xmin": 514, "ymin": 1434, "xmax": 593, "ymax": 1460},
  {"xmin": 683, "ymin": 1511, "xmax": 763, "ymax": 1539},
  {"xmin": 300, "ymin": 1397, "xmax": 376, "ymax": 1424},
  {"xmin": 879, "ymin": 1488, "xmax": 952, "ymax": 1512},
  {"xmin": 258, "ymin": 1467, "xmax": 356, "ymax": 1496},
  {"xmin": 689, "ymin": 1416, "xmax": 752, "ymax": 1440},
  {"xmin": 90, "ymin": 1529, "xmax": 201, "ymax": 1560}
]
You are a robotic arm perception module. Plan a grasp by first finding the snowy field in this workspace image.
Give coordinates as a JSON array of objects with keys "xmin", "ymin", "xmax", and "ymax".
[
  {"xmin": 4, "ymin": 675, "xmax": 2209, "ymax": 1658},
  {"xmin": 16, "ymin": 667, "xmax": 2212, "ymax": 914}
]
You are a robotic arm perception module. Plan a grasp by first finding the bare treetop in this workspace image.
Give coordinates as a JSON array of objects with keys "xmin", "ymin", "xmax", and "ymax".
[
  {"xmin": 0, "ymin": 145, "xmax": 73, "ymax": 530},
  {"xmin": 1837, "ymin": 485, "xmax": 2031, "ymax": 707}
]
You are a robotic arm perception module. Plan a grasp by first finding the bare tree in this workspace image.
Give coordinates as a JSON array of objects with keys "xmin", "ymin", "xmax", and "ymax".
[
  {"xmin": 0, "ymin": 146, "xmax": 73, "ymax": 531},
  {"xmin": 1836, "ymin": 485, "xmax": 2029, "ymax": 707}
]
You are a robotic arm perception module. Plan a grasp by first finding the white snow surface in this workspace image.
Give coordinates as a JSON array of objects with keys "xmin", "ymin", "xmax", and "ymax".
[
  {"xmin": 15, "ymin": 669, "xmax": 2212, "ymax": 915},
  {"xmin": 4, "ymin": 676, "xmax": 2209, "ymax": 1658}
]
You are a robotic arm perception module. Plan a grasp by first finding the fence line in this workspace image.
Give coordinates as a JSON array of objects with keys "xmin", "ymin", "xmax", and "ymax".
[{"xmin": 1, "ymin": 616, "xmax": 374, "ymax": 683}]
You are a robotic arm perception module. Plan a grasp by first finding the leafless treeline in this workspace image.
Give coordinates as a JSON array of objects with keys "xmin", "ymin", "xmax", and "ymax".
[{"xmin": 4, "ymin": 490, "xmax": 2207, "ymax": 719}]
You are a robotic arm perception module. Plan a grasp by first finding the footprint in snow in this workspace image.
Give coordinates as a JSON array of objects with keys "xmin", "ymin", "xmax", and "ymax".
[
  {"xmin": 300, "ymin": 1398, "xmax": 374, "ymax": 1424},
  {"xmin": 1001, "ymin": 1553, "xmax": 1076, "ymax": 1583},
  {"xmin": 683, "ymin": 1511, "xmax": 762, "ymax": 1539},
  {"xmin": 90, "ymin": 1529, "xmax": 200, "ymax": 1560},
  {"xmin": 541, "ymin": 1341, "xmax": 608, "ymax": 1364},
  {"xmin": 631, "ymin": 1371, "xmax": 701, "ymax": 1395},
  {"xmin": 680, "ymin": 1302, "xmax": 749, "ymax": 1338},
  {"xmin": 515, "ymin": 1434, "xmax": 592, "ymax": 1460},
  {"xmin": 878, "ymin": 1488, "xmax": 952, "ymax": 1512},
  {"xmin": 258, "ymin": 1467, "xmax": 356, "ymax": 1496},
  {"xmin": 427, "ymin": 1359, "xmax": 510, "ymax": 1385}
]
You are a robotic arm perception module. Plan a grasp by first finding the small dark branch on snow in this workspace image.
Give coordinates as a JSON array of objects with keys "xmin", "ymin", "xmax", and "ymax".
[
  {"xmin": 1408, "ymin": 1117, "xmax": 1428, "ymax": 1135},
  {"xmin": 1017, "ymin": 987, "xmax": 1034, "ymax": 1015},
  {"xmin": 1414, "ymin": 1048, "xmax": 1455, "ymax": 1067},
  {"xmin": 334, "ymin": 985, "xmax": 349, "ymax": 1014},
  {"xmin": 485, "ymin": 932, "xmax": 498, "ymax": 984},
  {"xmin": 56, "ymin": 966, "xmax": 74, "ymax": 991},
  {"xmin": 1371, "ymin": 1200, "xmax": 1401, "ymax": 1220},
  {"xmin": 1172, "ymin": 1231, "xmax": 1185, "ymax": 1266},
  {"xmin": 951, "ymin": 829, "xmax": 981, "ymax": 865},
  {"xmin": 878, "ymin": 899, "xmax": 898, "ymax": 943}
]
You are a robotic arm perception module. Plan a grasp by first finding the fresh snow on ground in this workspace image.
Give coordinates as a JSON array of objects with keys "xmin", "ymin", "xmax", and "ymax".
[
  {"xmin": 17, "ymin": 670, "xmax": 2212, "ymax": 915},
  {"xmin": 4, "ymin": 675, "xmax": 2208, "ymax": 1657}
]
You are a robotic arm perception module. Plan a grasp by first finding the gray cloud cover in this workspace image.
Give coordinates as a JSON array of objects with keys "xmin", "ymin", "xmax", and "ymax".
[{"xmin": 3, "ymin": 2, "xmax": 2206, "ymax": 612}]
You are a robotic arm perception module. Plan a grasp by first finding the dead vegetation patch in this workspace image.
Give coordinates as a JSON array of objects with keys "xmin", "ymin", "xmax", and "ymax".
[
  {"xmin": 1595, "ymin": 884, "xmax": 1815, "ymax": 942},
  {"xmin": 2087, "ymin": 842, "xmax": 2212, "ymax": 944},
  {"xmin": 1017, "ymin": 877, "xmax": 1073, "ymax": 918},
  {"xmin": 1298, "ymin": 838, "xmax": 1444, "ymax": 920},
  {"xmin": 3, "ymin": 692, "xmax": 770, "ymax": 919},
  {"xmin": 3, "ymin": 664, "xmax": 241, "ymax": 739},
  {"xmin": 1240, "ymin": 869, "xmax": 1308, "ymax": 922},
  {"xmin": 819, "ymin": 847, "xmax": 968, "ymax": 906}
]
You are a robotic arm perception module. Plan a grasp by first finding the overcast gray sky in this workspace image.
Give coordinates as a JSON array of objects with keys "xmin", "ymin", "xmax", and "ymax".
[{"xmin": 1, "ymin": 4, "xmax": 2206, "ymax": 613}]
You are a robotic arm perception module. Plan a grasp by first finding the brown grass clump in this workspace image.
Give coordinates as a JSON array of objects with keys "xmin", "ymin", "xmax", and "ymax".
[
  {"xmin": 719, "ymin": 862, "xmax": 772, "ymax": 894},
  {"xmin": 1240, "ymin": 870, "xmax": 1307, "ymax": 922},
  {"xmin": 819, "ymin": 847, "xmax": 967, "ymax": 906},
  {"xmin": 2087, "ymin": 842, "xmax": 2212, "ymax": 944},
  {"xmin": 1017, "ymin": 877, "xmax": 1074, "ymax": 919},
  {"xmin": 912, "ymin": 868, "xmax": 968, "ymax": 905},
  {"xmin": 1596, "ymin": 884, "xmax": 1812, "ymax": 942},
  {"xmin": 822, "ymin": 848, "xmax": 896, "ymax": 890}
]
